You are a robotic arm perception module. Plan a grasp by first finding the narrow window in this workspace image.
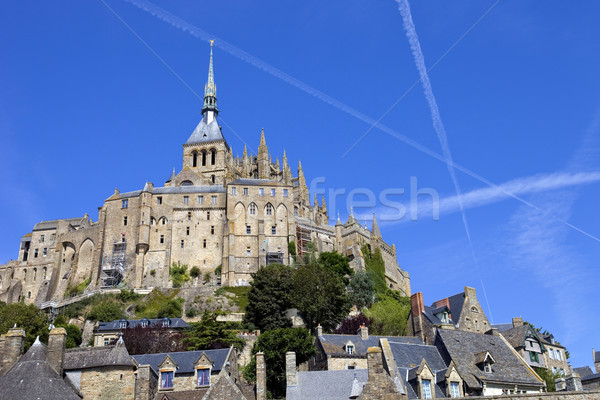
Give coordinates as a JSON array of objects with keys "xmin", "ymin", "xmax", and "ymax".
[
  {"xmin": 246, "ymin": 225, "xmax": 251, "ymax": 234},
  {"xmin": 188, "ymin": 212, "xmax": 192, "ymax": 221},
  {"xmin": 243, "ymin": 188, "xmax": 248, "ymax": 196},
  {"xmin": 259, "ymin": 188, "xmax": 264, "ymax": 197},
  {"xmin": 40, "ymin": 234, "xmax": 45, "ymax": 243},
  {"xmin": 266, "ymin": 204, "xmax": 272, "ymax": 215},
  {"xmin": 122, "ymin": 199, "xmax": 128, "ymax": 208},
  {"xmin": 157, "ymin": 196, "xmax": 162, "ymax": 205},
  {"xmin": 207, "ymin": 211, "xmax": 210, "ymax": 221},
  {"xmin": 123, "ymin": 216, "xmax": 128, "ymax": 226},
  {"xmin": 211, "ymin": 226, "xmax": 215, "ymax": 235},
  {"xmin": 294, "ymin": 206, "xmax": 298, "ymax": 216},
  {"xmin": 181, "ymin": 240, "xmax": 185, "ymax": 248},
  {"xmin": 186, "ymin": 227, "xmax": 190, "ymax": 236},
  {"xmin": 231, "ymin": 187, "xmax": 237, "ymax": 196},
  {"xmin": 33, "ymin": 268, "xmax": 37, "ymax": 280},
  {"xmin": 34, "ymin": 249, "xmax": 38, "ymax": 258},
  {"xmin": 162, "ymin": 218, "xmax": 167, "ymax": 225},
  {"xmin": 192, "ymin": 151, "xmax": 198, "ymax": 167},
  {"xmin": 51, "ymin": 233, "xmax": 56, "ymax": 241},
  {"xmin": 202, "ymin": 150, "xmax": 207, "ymax": 166},
  {"xmin": 422, "ymin": 379, "xmax": 432, "ymax": 399},
  {"xmin": 42, "ymin": 267, "xmax": 47, "ymax": 280},
  {"xmin": 271, "ymin": 226, "xmax": 276, "ymax": 235},
  {"xmin": 160, "ymin": 235, "xmax": 164, "ymax": 244},
  {"xmin": 283, "ymin": 189, "xmax": 288, "ymax": 197},
  {"xmin": 23, "ymin": 269, "xmax": 27, "ymax": 281},
  {"xmin": 211, "ymin": 175, "xmax": 215, "ymax": 184},
  {"xmin": 198, "ymin": 195, "xmax": 204, "ymax": 204},
  {"xmin": 210, "ymin": 149, "xmax": 216, "ymax": 165},
  {"xmin": 183, "ymin": 196, "xmax": 189, "ymax": 205},
  {"xmin": 27, "ymin": 291, "xmax": 31, "ymax": 299},
  {"xmin": 271, "ymin": 188, "xmax": 275, "ymax": 197},
  {"xmin": 347, "ymin": 345, "xmax": 354, "ymax": 355},
  {"xmin": 43, "ymin": 248, "xmax": 47, "ymax": 257},
  {"xmin": 211, "ymin": 196, "xmax": 217, "ymax": 204},
  {"xmin": 246, "ymin": 247, "xmax": 251, "ymax": 256},
  {"xmin": 203, "ymin": 239, "xmax": 207, "ymax": 248}
]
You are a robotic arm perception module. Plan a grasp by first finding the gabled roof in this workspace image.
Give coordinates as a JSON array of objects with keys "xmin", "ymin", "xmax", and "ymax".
[
  {"xmin": 500, "ymin": 324, "xmax": 545, "ymax": 351},
  {"xmin": 64, "ymin": 341, "xmax": 133, "ymax": 370},
  {"xmin": 0, "ymin": 339, "xmax": 82, "ymax": 400},
  {"xmin": 287, "ymin": 369, "xmax": 368, "ymax": 400},
  {"xmin": 185, "ymin": 117, "xmax": 225, "ymax": 145},
  {"xmin": 318, "ymin": 333, "xmax": 423, "ymax": 357},
  {"xmin": 574, "ymin": 366, "xmax": 594, "ymax": 378},
  {"xmin": 436, "ymin": 330, "xmax": 544, "ymax": 389},
  {"xmin": 33, "ymin": 218, "xmax": 83, "ymax": 231},
  {"xmin": 132, "ymin": 348, "xmax": 230, "ymax": 375},
  {"xmin": 97, "ymin": 317, "xmax": 190, "ymax": 331},
  {"xmin": 446, "ymin": 292, "xmax": 466, "ymax": 323}
]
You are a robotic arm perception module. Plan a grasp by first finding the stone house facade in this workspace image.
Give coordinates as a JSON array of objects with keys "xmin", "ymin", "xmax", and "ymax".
[
  {"xmin": 93, "ymin": 317, "xmax": 190, "ymax": 347},
  {"xmin": 0, "ymin": 44, "xmax": 409, "ymax": 306}
]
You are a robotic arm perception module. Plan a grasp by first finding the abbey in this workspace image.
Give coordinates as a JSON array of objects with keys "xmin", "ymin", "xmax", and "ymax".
[{"xmin": 0, "ymin": 45, "xmax": 410, "ymax": 305}]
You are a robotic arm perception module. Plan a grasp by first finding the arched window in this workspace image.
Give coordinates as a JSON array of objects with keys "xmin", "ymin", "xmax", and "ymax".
[
  {"xmin": 181, "ymin": 180, "xmax": 193, "ymax": 186},
  {"xmin": 201, "ymin": 150, "xmax": 207, "ymax": 166},
  {"xmin": 150, "ymin": 217, "xmax": 156, "ymax": 226},
  {"xmin": 192, "ymin": 151, "xmax": 198, "ymax": 167},
  {"xmin": 266, "ymin": 204, "xmax": 273, "ymax": 215},
  {"xmin": 161, "ymin": 217, "xmax": 168, "ymax": 226},
  {"xmin": 249, "ymin": 203, "xmax": 257, "ymax": 215},
  {"xmin": 210, "ymin": 149, "xmax": 216, "ymax": 165},
  {"xmin": 471, "ymin": 306, "xmax": 479, "ymax": 313}
]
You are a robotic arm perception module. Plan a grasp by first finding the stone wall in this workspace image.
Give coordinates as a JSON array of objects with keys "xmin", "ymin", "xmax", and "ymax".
[
  {"xmin": 80, "ymin": 366, "xmax": 136, "ymax": 400},
  {"xmin": 452, "ymin": 390, "xmax": 600, "ymax": 400}
]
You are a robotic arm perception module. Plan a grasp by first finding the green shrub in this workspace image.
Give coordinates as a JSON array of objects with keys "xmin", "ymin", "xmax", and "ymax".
[
  {"xmin": 88, "ymin": 302, "xmax": 124, "ymax": 322},
  {"xmin": 65, "ymin": 277, "xmax": 91, "ymax": 297},
  {"xmin": 170, "ymin": 262, "xmax": 190, "ymax": 288},
  {"xmin": 190, "ymin": 266, "xmax": 201, "ymax": 278},
  {"xmin": 150, "ymin": 269, "xmax": 156, "ymax": 276},
  {"xmin": 135, "ymin": 289, "xmax": 185, "ymax": 319}
]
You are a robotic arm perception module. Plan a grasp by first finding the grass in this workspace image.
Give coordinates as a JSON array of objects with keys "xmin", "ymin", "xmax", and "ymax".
[
  {"xmin": 215, "ymin": 286, "xmax": 250, "ymax": 311},
  {"xmin": 135, "ymin": 289, "xmax": 184, "ymax": 318},
  {"xmin": 65, "ymin": 277, "xmax": 91, "ymax": 297}
]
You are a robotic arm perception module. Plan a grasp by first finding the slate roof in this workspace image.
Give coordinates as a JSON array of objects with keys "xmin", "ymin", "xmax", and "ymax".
[
  {"xmin": 185, "ymin": 117, "xmax": 225, "ymax": 145},
  {"xmin": 436, "ymin": 330, "xmax": 544, "ymax": 390},
  {"xmin": 581, "ymin": 372, "xmax": 600, "ymax": 382},
  {"xmin": 287, "ymin": 369, "xmax": 368, "ymax": 400},
  {"xmin": 229, "ymin": 178, "xmax": 282, "ymax": 187},
  {"xmin": 446, "ymin": 293, "xmax": 466, "ymax": 323},
  {"xmin": 500, "ymin": 324, "xmax": 542, "ymax": 350},
  {"xmin": 33, "ymin": 218, "xmax": 83, "ymax": 231},
  {"xmin": 574, "ymin": 366, "xmax": 594, "ymax": 378},
  {"xmin": 492, "ymin": 323, "xmax": 514, "ymax": 333},
  {"xmin": 422, "ymin": 305, "xmax": 451, "ymax": 326},
  {"xmin": 133, "ymin": 348, "xmax": 230, "ymax": 375},
  {"xmin": 118, "ymin": 186, "xmax": 226, "ymax": 199},
  {"xmin": 64, "ymin": 341, "xmax": 133, "ymax": 370},
  {"xmin": 97, "ymin": 317, "xmax": 190, "ymax": 331},
  {"xmin": 0, "ymin": 339, "xmax": 82, "ymax": 400},
  {"xmin": 318, "ymin": 333, "xmax": 423, "ymax": 358},
  {"xmin": 157, "ymin": 388, "xmax": 209, "ymax": 400}
]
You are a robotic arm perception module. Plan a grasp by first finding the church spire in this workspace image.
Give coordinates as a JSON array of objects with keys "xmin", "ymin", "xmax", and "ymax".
[
  {"xmin": 371, "ymin": 213, "xmax": 381, "ymax": 238},
  {"xmin": 202, "ymin": 40, "xmax": 218, "ymax": 116}
]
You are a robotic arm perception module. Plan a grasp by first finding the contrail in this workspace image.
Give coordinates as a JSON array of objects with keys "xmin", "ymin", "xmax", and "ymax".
[
  {"xmin": 119, "ymin": 0, "xmax": 600, "ymax": 245},
  {"xmin": 396, "ymin": 0, "xmax": 490, "ymax": 321}
]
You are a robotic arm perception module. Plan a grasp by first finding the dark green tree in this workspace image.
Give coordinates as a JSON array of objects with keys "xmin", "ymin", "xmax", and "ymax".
[
  {"xmin": 365, "ymin": 292, "xmax": 411, "ymax": 336},
  {"xmin": 244, "ymin": 264, "xmax": 294, "ymax": 331},
  {"xmin": 87, "ymin": 302, "xmax": 124, "ymax": 322},
  {"xmin": 361, "ymin": 245, "xmax": 387, "ymax": 295},
  {"xmin": 292, "ymin": 262, "xmax": 350, "ymax": 332},
  {"xmin": 533, "ymin": 366, "xmax": 563, "ymax": 392},
  {"xmin": 0, "ymin": 301, "xmax": 50, "ymax": 350},
  {"xmin": 53, "ymin": 314, "xmax": 83, "ymax": 348},
  {"xmin": 348, "ymin": 270, "xmax": 375, "ymax": 309},
  {"xmin": 244, "ymin": 328, "xmax": 316, "ymax": 399},
  {"xmin": 184, "ymin": 310, "xmax": 245, "ymax": 350},
  {"xmin": 318, "ymin": 251, "xmax": 353, "ymax": 284}
]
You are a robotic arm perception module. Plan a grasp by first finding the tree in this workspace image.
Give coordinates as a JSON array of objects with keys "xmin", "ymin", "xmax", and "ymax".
[
  {"xmin": 348, "ymin": 270, "xmax": 375, "ymax": 309},
  {"xmin": 53, "ymin": 314, "xmax": 82, "ymax": 348},
  {"xmin": 318, "ymin": 251, "xmax": 353, "ymax": 284},
  {"xmin": 244, "ymin": 328, "xmax": 315, "ymax": 399},
  {"xmin": 533, "ymin": 366, "xmax": 563, "ymax": 392},
  {"xmin": 365, "ymin": 293, "xmax": 411, "ymax": 336},
  {"xmin": 122, "ymin": 324, "xmax": 185, "ymax": 355},
  {"xmin": 292, "ymin": 261, "xmax": 350, "ymax": 332},
  {"xmin": 0, "ymin": 301, "xmax": 50, "ymax": 350},
  {"xmin": 184, "ymin": 310, "xmax": 245, "ymax": 350},
  {"xmin": 87, "ymin": 302, "xmax": 124, "ymax": 322},
  {"xmin": 335, "ymin": 313, "xmax": 373, "ymax": 334},
  {"xmin": 362, "ymin": 245, "xmax": 387, "ymax": 295},
  {"xmin": 244, "ymin": 264, "xmax": 294, "ymax": 332}
]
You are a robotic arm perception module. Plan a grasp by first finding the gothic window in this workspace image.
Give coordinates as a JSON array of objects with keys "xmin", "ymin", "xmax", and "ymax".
[
  {"xmin": 266, "ymin": 204, "xmax": 273, "ymax": 215},
  {"xmin": 249, "ymin": 203, "xmax": 257, "ymax": 215},
  {"xmin": 210, "ymin": 149, "xmax": 216, "ymax": 165},
  {"xmin": 201, "ymin": 150, "xmax": 207, "ymax": 166},
  {"xmin": 192, "ymin": 151, "xmax": 198, "ymax": 167},
  {"xmin": 150, "ymin": 217, "xmax": 155, "ymax": 226},
  {"xmin": 161, "ymin": 217, "xmax": 167, "ymax": 225}
]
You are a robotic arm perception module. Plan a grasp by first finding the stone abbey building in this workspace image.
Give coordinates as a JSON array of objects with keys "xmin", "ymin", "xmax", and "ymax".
[{"xmin": 0, "ymin": 45, "xmax": 410, "ymax": 305}]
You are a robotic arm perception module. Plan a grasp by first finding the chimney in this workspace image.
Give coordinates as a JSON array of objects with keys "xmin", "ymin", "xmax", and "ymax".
[
  {"xmin": 512, "ymin": 317, "xmax": 524, "ymax": 327},
  {"xmin": 410, "ymin": 292, "xmax": 425, "ymax": 316},
  {"xmin": 47, "ymin": 327, "xmax": 67, "ymax": 376},
  {"xmin": 316, "ymin": 324, "xmax": 323, "ymax": 337},
  {"xmin": 256, "ymin": 352, "xmax": 266, "ymax": 400},
  {"xmin": 433, "ymin": 297, "xmax": 450, "ymax": 311},
  {"xmin": 555, "ymin": 377, "xmax": 566, "ymax": 392},
  {"xmin": 360, "ymin": 347, "xmax": 403, "ymax": 400},
  {"xmin": 1, "ymin": 327, "xmax": 25, "ymax": 375},
  {"xmin": 464, "ymin": 286, "xmax": 477, "ymax": 299},
  {"xmin": 134, "ymin": 364, "xmax": 158, "ymax": 400},
  {"xmin": 286, "ymin": 352, "xmax": 297, "ymax": 387},
  {"xmin": 565, "ymin": 372, "xmax": 583, "ymax": 392},
  {"xmin": 367, "ymin": 347, "xmax": 384, "ymax": 374},
  {"xmin": 359, "ymin": 325, "xmax": 369, "ymax": 340}
]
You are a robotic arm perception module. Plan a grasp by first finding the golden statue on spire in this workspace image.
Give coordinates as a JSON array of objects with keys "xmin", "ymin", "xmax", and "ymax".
[{"xmin": 210, "ymin": 39, "xmax": 215, "ymax": 47}]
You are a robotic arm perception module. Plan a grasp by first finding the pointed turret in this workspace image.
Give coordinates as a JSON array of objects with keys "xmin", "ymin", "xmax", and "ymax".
[
  {"xmin": 314, "ymin": 193, "xmax": 319, "ymax": 208},
  {"xmin": 298, "ymin": 160, "xmax": 309, "ymax": 204},
  {"xmin": 165, "ymin": 168, "xmax": 176, "ymax": 184},
  {"xmin": 336, "ymin": 211, "xmax": 343, "ymax": 226},
  {"xmin": 321, "ymin": 196, "xmax": 327, "ymax": 213},
  {"xmin": 371, "ymin": 213, "xmax": 381, "ymax": 238},
  {"xmin": 258, "ymin": 128, "xmax": 270, "ymax": 178},
  {"xmin": 202, "ymin": 40, "xmax": 218, "ymax": 115}
]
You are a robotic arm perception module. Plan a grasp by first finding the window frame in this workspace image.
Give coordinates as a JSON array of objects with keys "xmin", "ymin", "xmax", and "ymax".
[
  {"xmin": 122, "ymin": 199, "xmax": 128, "ymax": 209},
  {"xmin": 422, "ymin": 379, "xmax": 432, "ymax": 399},
  {"xmin": 196, "ymin": 368, "xmax": 210, "ymax": 387},
  {"xmin": 161, "ymin": 370, "xmax": 174, "ymax": 389}
]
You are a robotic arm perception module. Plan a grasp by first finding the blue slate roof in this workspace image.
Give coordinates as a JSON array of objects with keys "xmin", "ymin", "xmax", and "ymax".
[
  {"xmin": 287, "ymin": 369, "xmax": 368, "ymax": 400},
  {"xmin": 185, "ymin": 117, "xmax": 225, "ymax": 145},
  {"xmin": 229, "ymin": 178, "xmax": 281, "ymax": 187},
  {"xmin": 318, "ymin": 333, "xmax": 423, "ymax": 357},
  {"xmin": 118, "ymin": 185, "xmax": 226, "ymax": 199},
  {"xmin": 574, "ymin": 366, "xmax": 594, "ymax": 379},
  {"xmin": 97, "ymin": 317, "xmax": 190, "ymax": 331},
  {"xmin": 132, "ymin": 348, "xmax": 230, "ymax": 375}
]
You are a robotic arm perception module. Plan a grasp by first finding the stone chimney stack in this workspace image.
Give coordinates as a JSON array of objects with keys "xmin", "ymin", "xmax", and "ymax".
[
  {"xmin": 256, "ymin": 352, "xmax": 266, "ymax": 400},
  {"xmin": 464, "ymin": 286, "xmax": 477, "ymax": 299},
  {"xmin": 359, "ymin": 325, "xmax": 369, "ymax": 340},
  {"xmin": 565, "ymin": 372, "xmax": 583, "ymax": 392},
  {"xmin": 360, "ymin": 347, "xmax": 403, "ymax": 400},
  {"xmin": 410, "ymin": 292, "xmax": 424, "ymax": 316},
  {"xmin": 135, "ymin": 364, "xmax": 158, "ymax": 400},
  {"xmin": 316, "ymin": 324, "xmax": 323, "ymax": 337},
  {"xmin": 47, "ymin": 327, "xmax": 67, "ymax": 376},
  {"xmin": 286, "ymin": 352, "xmax": 297, "ymax": 387},
  {"xmin": 512, "ymin": 317, "xmax": 524, "ymax": 327},
  {"xmin": 1, "ymin": 327, "xmax": 25, "ymax": 376}
]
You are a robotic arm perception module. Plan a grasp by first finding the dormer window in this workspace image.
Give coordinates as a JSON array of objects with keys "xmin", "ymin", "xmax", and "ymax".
[
  {"xmin": 161, "ymin": 371, "xmax": 174, "ymax": 389},
  {"xmin": 162, "ymin": 317, "xmax": 170, "ymax": 327},
  {"xmin": 119, "ymin": 319, "xmax": 127, "ymax": 329},
  {"xmin": 141, "ymin": 318, "xmax": 149, "ymax": 328},
  {"xmin": 422, "ymin": 379, "xmax": 432, "ymax": 399},
  {"xmin": 345, "ymin": 341, "xmax": 355, "ymax": 355},
  {"xmin": 197, "ymin": 368, "xmax": 210, "ymax": 387},
  {"xmin": 484, "ymin": 361, "xmax": 492, "ymax": 373}
]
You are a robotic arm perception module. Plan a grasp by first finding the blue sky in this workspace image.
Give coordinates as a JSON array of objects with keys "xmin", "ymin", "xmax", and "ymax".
[{"xmin": 1, "ymin": 1, "xmax": 599, "ymax": 368}]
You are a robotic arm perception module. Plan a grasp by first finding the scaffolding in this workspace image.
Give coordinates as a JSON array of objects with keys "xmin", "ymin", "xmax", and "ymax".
[
  {"xmin": 100, "ymin": 242, "xmax": 126, "ymax": 288},
  {"xmin": 296, "ymin": 226, "xmax": 312, "ymax": 258},
  {"xmin": 266, "ymin": 251, "xmax": 284, "ymax": 265}
]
